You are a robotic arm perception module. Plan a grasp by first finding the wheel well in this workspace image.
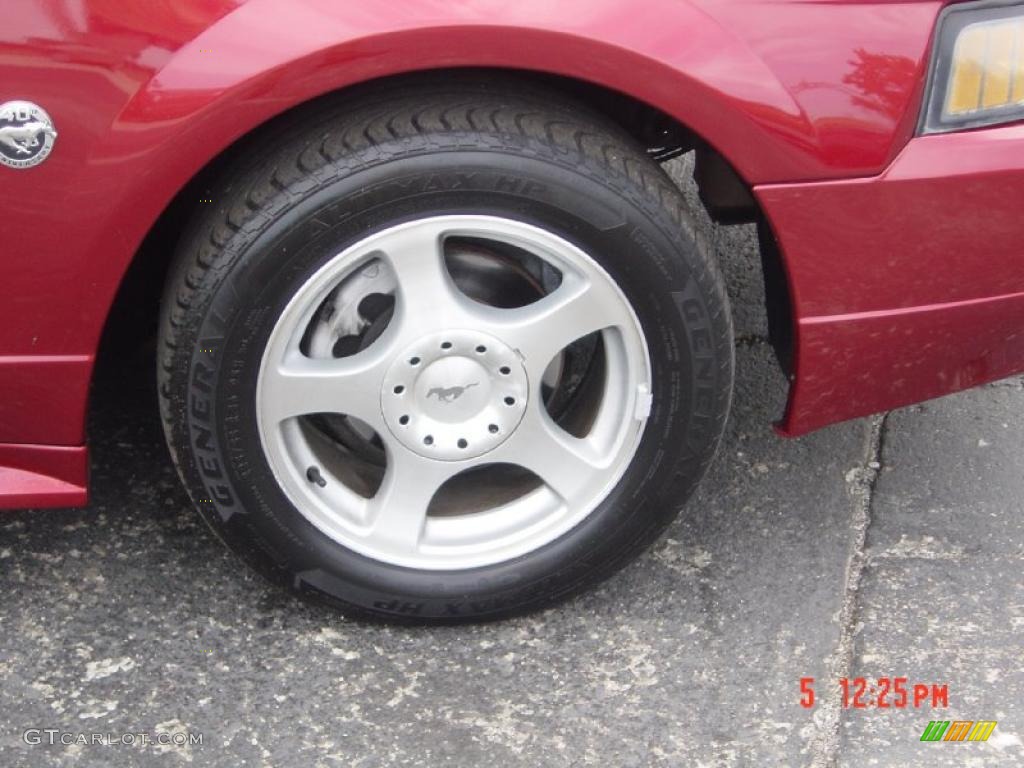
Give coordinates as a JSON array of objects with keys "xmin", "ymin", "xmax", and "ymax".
[{"xmin": 94, "ymin": 67, "xmax": 791, "ymax": 384}]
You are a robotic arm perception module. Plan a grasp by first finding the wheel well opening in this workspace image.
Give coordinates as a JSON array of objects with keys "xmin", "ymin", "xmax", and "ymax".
[{"xmin": 93, "ymin": 67, "xmax": 791, "ymax": 406}]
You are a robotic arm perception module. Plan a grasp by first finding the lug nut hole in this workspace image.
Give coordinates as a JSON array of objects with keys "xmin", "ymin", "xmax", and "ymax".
[
  {"xmin": 499, "ymin": 366, "xmax": 511, "ymax": 376},
  {"xmin": 423, "ymin": 435, "xmax": 434, "ymax": 446},
  {"xmin": 475, "ymin": 345, "xmax": 487, "ymax": 354},
  {"xmin": 457, "ymin": 438, "xmax": 468, "ymax": 449},
  {"xmin": 409, "ymin": 356, "xmax": 421, "ymax": 366},
  {"xmin": 441, "ymin": 341, "xmax": 453, "ymax": 350},
  {"xmin": 393, "ymin": 385, "xmax": 405, "ymax": 395},
  {"xmin": 504, "ymin": 396, "xmax": 516, "ymax": 406},
  {"xmin": 488, "ymin": 424, "xmax": 500, "ymax": 434},
  {"xmin": 399, "ymin": 415, "xmax": 410, "ymax": 426}
]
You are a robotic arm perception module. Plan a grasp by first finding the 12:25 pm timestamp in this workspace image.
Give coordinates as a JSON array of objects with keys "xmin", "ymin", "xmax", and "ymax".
[{"xmin": 799, "ymin": 677, "xmax": 949, "ymax": 709}]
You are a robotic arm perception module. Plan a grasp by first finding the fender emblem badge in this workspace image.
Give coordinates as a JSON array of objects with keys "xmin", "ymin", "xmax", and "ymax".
[{"xmin": 0, "ymin": 101, "xmax": 57, "ymax": 170}]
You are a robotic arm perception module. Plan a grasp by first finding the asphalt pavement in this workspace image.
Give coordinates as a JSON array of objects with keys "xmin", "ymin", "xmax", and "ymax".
[{"xmin": 0, "ymin": 157, "xmax": 1021, "ymax": 767}]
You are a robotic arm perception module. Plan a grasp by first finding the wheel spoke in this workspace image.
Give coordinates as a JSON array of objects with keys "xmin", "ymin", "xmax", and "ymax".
[
  {"xmin": 379, "ymin": 222, "xmax": 466, "ymax": 327},
  {"xmin": 364, "ymin": 449, "xmax": 454, "ymax": 555},
  {"xmin": 260, "ymin": 349, "xmax": 388, "ymax": 429},
  {"xmin": 494, "ymin": 405, "xmax": 607, "ymax": 503},
  {"xmin": 474, "ymin": 277, "xmax": 629, "ymax": 382}
]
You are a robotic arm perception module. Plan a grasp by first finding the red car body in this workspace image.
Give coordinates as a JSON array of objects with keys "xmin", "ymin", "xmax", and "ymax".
[{"xmin": 2, "ymin": 0, "xmax": 1022, "ymax": 509}]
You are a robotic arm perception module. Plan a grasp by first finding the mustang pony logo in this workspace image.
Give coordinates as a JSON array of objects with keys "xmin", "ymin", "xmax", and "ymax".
[
  {"xmin": 0, "ymin": 101, "xmax": 58, "ymax": 170},
  {"xmin": 427, "ymin": 383, "xmax": 479, "ymax": 403},
  {"xmin": 0, "ymin": 122, "xmax": 54, "ymax": 155}
]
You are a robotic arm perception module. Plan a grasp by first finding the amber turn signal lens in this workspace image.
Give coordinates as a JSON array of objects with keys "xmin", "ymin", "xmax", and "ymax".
[
  {"xmin": 922, "ymin": 4, "xmax": 1024, "ymax": 134},
  {"xmin": 946, "ymin": 18, "xmax": 1024, "ymax": 117}
]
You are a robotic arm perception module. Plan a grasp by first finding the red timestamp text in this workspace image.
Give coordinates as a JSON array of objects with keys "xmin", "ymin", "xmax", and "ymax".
[{"xmin": 799, "ymin": 677, "xmax": 949, "ymax": 709}]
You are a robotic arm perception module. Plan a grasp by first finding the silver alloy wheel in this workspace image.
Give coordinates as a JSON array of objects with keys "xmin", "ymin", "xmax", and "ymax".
[{"xmin": 256, "ymin": 215, "xmax": 652, "ymax": 570}]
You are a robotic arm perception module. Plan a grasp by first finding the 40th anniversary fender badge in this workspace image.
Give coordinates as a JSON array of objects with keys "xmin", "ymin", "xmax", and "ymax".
[{"xmin": 0, "ymin": 101, "xmax": 57, "ymax": 169}]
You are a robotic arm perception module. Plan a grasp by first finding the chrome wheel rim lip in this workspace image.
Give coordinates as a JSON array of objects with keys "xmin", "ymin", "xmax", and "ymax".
[{"xmin": 256, "ymin": 215, "xmax": 652, "ymax": 570}]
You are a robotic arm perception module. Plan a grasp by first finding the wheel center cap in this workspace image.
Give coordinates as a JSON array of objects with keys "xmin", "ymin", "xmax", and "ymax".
[
  {"xmin": 382, "ymin": 330, "xmax": 529, "ymax": 461},
  {"xmin": 416, "ymin": 357, "xmax": 492, "ymax": 423}
]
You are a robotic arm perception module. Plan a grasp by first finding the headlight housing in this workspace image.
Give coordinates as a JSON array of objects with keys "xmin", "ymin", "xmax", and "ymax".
[{"xmin": 921, "ymin": 1, "xmax": 1024, "ymax": 134}]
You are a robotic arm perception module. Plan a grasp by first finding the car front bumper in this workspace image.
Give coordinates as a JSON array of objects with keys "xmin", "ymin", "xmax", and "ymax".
[{"xmin": 757, "ymin": 122, "xmax": 1024, "ymax": 435}]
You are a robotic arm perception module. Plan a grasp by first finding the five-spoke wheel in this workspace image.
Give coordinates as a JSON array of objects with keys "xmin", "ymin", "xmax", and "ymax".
[{"xmin": 257, "ymin": 216, "xmax": 651, "ymax": 569}]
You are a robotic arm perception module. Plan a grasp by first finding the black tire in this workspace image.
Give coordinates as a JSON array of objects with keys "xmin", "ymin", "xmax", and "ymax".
[{"xmin": 158, "ymin": 78, "xmax": 733, "ymax": 623}]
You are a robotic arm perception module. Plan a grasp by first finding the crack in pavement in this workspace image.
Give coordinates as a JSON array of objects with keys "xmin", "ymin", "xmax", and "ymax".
[{"xmin": 807, "ymin": 412, "xmax": 889, "ymax": 768}]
